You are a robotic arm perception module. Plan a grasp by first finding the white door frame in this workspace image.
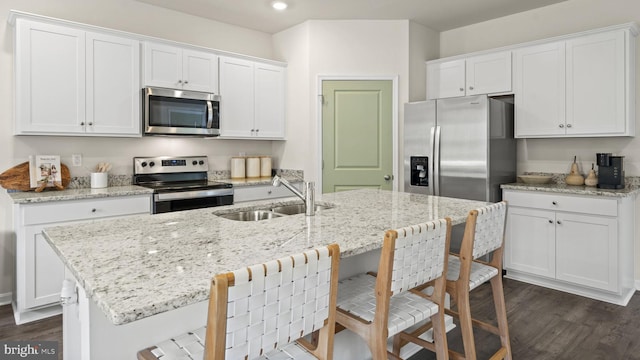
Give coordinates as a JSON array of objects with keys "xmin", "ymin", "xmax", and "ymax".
[{"xmin": 316, "ymin": 75, "xmax": 399, "ymax": 193}]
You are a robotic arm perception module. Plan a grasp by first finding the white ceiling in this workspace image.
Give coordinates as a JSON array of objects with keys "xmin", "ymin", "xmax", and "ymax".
[{"xmin": 135, "ymin": 0, "xmax": 567, "ymax": 34}]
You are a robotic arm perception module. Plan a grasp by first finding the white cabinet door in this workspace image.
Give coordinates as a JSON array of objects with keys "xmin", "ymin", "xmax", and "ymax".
[
  {"xmin": 143, "ymin": 42, "xmax": 182, "ymax": 89},
  {"xmin": 426, "ymin": 59, "xmax": 465, "ymax": 99},
  {"xmin": 182, "ymin": 49, "xmax": 218, "ymax": 93},
  {"xmin": 15, "ymin": 19, "xmax": 86, "ymax": 134},
  {"xmin": 143, "ymin": 43, "xmax": 218, "ymax": 93},
  {"xmin": 466, "ymin": 51, "xmax": 512, "ymax": 95},
  {"xmin": 219, "ymin": 56, "xmax": 255, "ymax": 137},
  {"xmin": 504, "ymin": 206, "xmax": 556, "ymax": 279},
  {"xmin": 24, "ymin": 225, "xmax": 65, "ymax": 308},
  {"xmin": 86, "ymin": 32, "xmax": 140, "ymax": 136},
  {"xmin": 514, "ymin": 41, "xmax": 566, "ymax": 137},
  {"xmin": 254, "ymin": 63, "xmax": 285, "ymax": 138},
  {"xmin": 566, "ymin": 31, "xmax": 627, "ymax": 136},
  {"xmin": 555, "ymin": 212, "xmax": 618, "ymax": 291}
]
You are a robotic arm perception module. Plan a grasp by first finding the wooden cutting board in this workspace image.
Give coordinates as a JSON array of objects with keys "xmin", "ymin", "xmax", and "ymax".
[{"xmin": 0, "ymin": 162, "xmax": 71, "ymax": 192}]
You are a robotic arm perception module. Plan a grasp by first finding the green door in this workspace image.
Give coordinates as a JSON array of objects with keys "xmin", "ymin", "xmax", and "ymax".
[{"xmin": 322, "ymin": 80, "xmax": 393, "ymax": 193}]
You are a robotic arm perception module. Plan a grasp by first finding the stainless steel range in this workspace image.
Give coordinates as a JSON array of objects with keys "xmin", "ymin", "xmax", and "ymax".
[{"xmin": 133, "ymin": 156, "xmax": 233, "ymax": 214}]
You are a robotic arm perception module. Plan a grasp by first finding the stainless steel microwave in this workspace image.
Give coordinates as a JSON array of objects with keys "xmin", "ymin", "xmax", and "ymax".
[{"xmin": 143, "ymin": 87, "xmax": 220, "ymax": 137}]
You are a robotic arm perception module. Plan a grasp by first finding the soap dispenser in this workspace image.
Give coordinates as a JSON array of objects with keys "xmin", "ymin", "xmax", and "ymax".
[
  {"xmin": 565, "ymin": 156, "xmax": 585, "ymax": 186},
  {"xmin": 585, "ymin": 163, "xmax": 598, "ymax": 187}
]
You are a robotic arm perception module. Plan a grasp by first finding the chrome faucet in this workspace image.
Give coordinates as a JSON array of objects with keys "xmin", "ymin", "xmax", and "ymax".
[{"xmin": 272, "ymin": 175, "xmax": 315, "ymax": 216}]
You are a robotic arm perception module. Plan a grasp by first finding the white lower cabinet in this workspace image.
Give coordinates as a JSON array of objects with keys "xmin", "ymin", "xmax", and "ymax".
[
  {"xmin": 13, "ymin": 195, "xmax": 151, "ymax": 324},
  {"xmin": 503, "ymin": 189, "xmax": 635, "ymax": 305}
]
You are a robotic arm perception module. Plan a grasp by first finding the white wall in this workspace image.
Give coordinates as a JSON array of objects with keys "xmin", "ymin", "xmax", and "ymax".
[
  {"xmin": 273, "ymin": 20, "xmax": 438, "ymax": 187},
  {"xmin": 438, "ymin": 0, "xmax": 640, "ymax": 280},
  {"xmin": 0, "ymin": 0, "xmax": 276, "ymax": 300}
]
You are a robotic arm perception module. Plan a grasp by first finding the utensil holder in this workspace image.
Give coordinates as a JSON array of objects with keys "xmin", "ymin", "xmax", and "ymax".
[{"xmin": 90, "ymin": 172, "xmax": 108, "ymax": 188}]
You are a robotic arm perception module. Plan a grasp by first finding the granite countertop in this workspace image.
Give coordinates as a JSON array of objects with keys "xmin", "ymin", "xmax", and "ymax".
[
  {"xmin": 7, "ymin": 185, "xmax": 154, "ymax": 204},
  {"xmin": 42, "ymin": 189, "xmax": 489, "ymax": 326},
  {"xmin": 501, "ymin": 182, "xmax": 640, "ymax": 198},
  {"xmin": 224, "ymin": 176, "xmax": 302, "ymax": 187}
]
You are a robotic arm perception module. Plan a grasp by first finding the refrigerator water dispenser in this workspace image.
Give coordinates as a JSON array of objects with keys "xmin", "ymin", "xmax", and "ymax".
[{"xmin": 410, "ymin": 156, "xmax": 429, "ymax": 187}]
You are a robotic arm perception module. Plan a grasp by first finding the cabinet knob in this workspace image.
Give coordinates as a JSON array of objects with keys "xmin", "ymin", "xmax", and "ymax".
[
  {"xmin": 459, "ymin": 88, "xmax": 464, "ymax": 92},
  {"xmin": 557, "ymin": 220, "xmax": 561, "ymax": 225},
  {"xmin": 88, "ymin": 122, "xmax": 93, "ymax": 126},
  {"xmin": 469, "ymin": 86, "xmax": 474, "ymax": 90},
  {"xmin": 566, "ymin": 124, "xmax": 572, "ymax": 128},
  {"xmin": 91, "ymin": 208, "xmax": 97, "ymax": 213},
  {"xmin": 268, "ymin": 190, "xmax": 272, "ymax": 194},
  {"xmin": 184, "ymin": 80, "xmax": 189, "ymax": 84},
  {"xmin": 178, "ymin": 80, "xmax": 182, "ymax": 84},
  {"xmin": 80, "ymin": 122, "xmax": 85, "ymax": 126},
  {"xmin": 552, "ymin": 201, "xmax": 557, "ymax": 205},
  {"xmin": 548, "ymin": 219, "xmax": 553, "ymax": 224},
  {"xmin": 559, "ymin": 124, "xmax": 565, "ymax": 128},
  {"xmin": 255, "ymin": 129, "xmax": 259, "ymax": 133}
]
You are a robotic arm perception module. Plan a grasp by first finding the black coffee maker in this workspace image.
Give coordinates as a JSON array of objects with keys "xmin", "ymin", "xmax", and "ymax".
[{"xmin": 596, "ymin": 153, "xmax": 625, "ymax": 189}]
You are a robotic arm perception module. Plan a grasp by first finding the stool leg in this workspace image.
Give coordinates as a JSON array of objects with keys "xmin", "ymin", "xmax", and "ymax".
[
  {"xmin": 456, "ymin": 284, "xmax": 477, "ymax": 360},
  {"xmin": 490, "ymin": 275, "xmax": 512, "ymax": 360}
]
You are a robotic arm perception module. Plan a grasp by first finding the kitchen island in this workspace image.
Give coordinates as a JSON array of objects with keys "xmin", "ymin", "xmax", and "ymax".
[{"xmin": 43, "ymin": 189, "xmax": 489, "ymax": 359}]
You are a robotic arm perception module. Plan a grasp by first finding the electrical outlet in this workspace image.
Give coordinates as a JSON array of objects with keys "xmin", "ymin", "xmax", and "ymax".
[{"xmin": 72, "ymin": 154, "xmax": 82, "ymax": 167}]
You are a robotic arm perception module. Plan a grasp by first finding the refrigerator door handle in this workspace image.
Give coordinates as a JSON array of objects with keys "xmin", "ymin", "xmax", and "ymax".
[{"xmin": 433, "ymin": 125, "xmax": 441, "ymax": 196}]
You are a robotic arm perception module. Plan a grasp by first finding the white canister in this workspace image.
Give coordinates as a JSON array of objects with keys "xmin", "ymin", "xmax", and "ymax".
[
  {"xmin": 260, "ymin": 156, "xmax": 272, "ymax": 178},
  {"xmin": 90, "ymin": 172, "xmax": 108, "ymax": 189},
  {"xmin": 230, "ymin": 157, "xmax": 246, "ymax": 179},
  {"xmin": 246, "ymin": 157, "xmax": 260, "ymax": 178}
]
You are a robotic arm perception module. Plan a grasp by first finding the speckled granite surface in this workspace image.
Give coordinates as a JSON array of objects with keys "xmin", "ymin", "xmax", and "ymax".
[
  {"xmin": 501, "ymin": 182, "xmax": 639, "ymax": 197},
  {"xmin": 7, "ymin": 186, "xmax": 154, "ymax": 204},
  {"xmin": 42, "ymin": 189, "xmax": 488, "ymax": 325}
]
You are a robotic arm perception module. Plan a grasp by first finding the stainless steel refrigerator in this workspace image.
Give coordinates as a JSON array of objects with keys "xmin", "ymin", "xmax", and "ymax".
[{"xmin": 404, "ymin": 94, "xmax": 516, "ymax": 202}]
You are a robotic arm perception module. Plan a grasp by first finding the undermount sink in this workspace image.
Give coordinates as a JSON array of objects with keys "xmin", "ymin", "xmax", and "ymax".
[
  {"xmin": 217, "ymin": 210, "xmax": 286, "ymax": 221},
  {"xmin": 269, "ymin": 204, "xmax": 332, "ymax": 215},
  {"xmin": 215, "ymin": 203, "xmax": 333, "ymax": 221}
]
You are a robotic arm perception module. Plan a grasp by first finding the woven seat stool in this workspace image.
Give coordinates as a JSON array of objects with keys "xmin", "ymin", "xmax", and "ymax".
[
  {"xmin": 137, "ymin": 243, "xmax": 340, "ymax": 360},
  {"xmin": 402, "ymin": 201, "xmax": 512, "ymax": 360},
  {"xmin": 335, "ymin": 218, "xmax": 452, "ymax": 360}
]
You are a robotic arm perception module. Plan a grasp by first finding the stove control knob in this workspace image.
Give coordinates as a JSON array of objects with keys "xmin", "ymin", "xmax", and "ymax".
[
  {"xmin": 149, "ymin": 161, "xmax": 155, "ymax": 167},
  {"xmin": 141, "ymin": 162, "xmax": 148, "ymax": 167},
  {"xmin": 199, "ymin": 160, "xmax": 205, "ymax": 165},
  {"xmin": 192, "ymin": 160, "xmax": 198, "ymax": 166}
]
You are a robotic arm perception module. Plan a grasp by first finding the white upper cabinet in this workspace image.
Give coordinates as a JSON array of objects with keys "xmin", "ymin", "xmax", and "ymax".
[
  {"xmin": 514, "ymin": 41, "xmax": 566, "ymax": 137},
  {"xmin": 566, "ymin": 31, "xmax": 628, "ymax": 136},
  {"xmin": 219, "ymin": 56, "xmax": 286, "ymax": 139},
  {"xmin": 143, "ymin": 42, "xmax": 218, "ymax": 93},
  {"xmin": 513, "ymin": 26, "xmax": 636, "ymax": 138},
  {"xmin": 427, "ymin": 51, "xmax": 512, "ymax": 99},
  {"xmin": 15, "ymin": 20, "xmax": 86, "ymax": 134},
  {"xmin": 15, "ymin": 19, "xmax": 141, "ymax": 137},
  {"xmin": 86, "ymin": 32, "xmax": 140, "ymax": 135}
]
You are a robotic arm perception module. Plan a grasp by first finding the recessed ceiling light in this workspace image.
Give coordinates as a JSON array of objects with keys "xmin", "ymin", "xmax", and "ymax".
[{"xmin": 271, "ymin": 1, "xmax": 288, "ymax": 11}]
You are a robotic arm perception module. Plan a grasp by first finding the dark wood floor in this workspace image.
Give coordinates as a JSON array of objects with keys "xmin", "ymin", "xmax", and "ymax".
[
  {"xmin": 410, "ymin": 278, "xmax": 640, "ymax": 360},
  {"xmin": 1, "ymin": 278, "xmax": 639, "ymax": 360},
  {"xmin": 0, "ymin": 304, "xmax": 62, "ymax": 360}
]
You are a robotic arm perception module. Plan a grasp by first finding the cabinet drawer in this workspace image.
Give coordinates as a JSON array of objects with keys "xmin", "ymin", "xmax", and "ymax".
[
  {"xmin": 234, "ymin": 184, "xmax": 301, "ymax": 203},
  {"xmin": 504, "ymin": 191, "xmax": 617, "ymax": 216},
  {"xmin": 20, "ymin": 195, "xmax": 151, "ymax": 225}
]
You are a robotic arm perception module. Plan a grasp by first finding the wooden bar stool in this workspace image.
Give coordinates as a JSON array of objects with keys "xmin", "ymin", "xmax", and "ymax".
[
  {"xmin": 335, "ymin": 218, "xmax": 452, "ymax": 360},
  {"xmin": 406, "ymin": 201, "xmax": 511, "ymax": 360},
  {"xmin": 137, "ymin": 243, "xmax": 340, "ymax": 360}
]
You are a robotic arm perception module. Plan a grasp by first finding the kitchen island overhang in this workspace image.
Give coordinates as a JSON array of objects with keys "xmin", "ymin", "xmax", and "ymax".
[{"xmin": 43, "ymin": 189, "xmax": 490, "ymax": 359}]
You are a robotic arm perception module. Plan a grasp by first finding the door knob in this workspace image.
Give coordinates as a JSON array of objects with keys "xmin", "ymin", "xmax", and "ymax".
[{"xmin": 384, "ymin": 175, "xmax": 391, "ymax": 181}]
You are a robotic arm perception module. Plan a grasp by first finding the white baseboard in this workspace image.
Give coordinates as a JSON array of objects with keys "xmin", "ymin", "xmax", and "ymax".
[
  {"xmin": 0, "ymin": 292, "xmax": 12, "ymax": 306},
  {"xmin": 636, "ymin": 280, "xmax": 640, "ymax": 291}
]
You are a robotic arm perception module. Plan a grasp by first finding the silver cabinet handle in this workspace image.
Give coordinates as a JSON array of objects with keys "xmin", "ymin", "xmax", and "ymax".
[
  {"xmin": 559, "ymin": 124, "xmax": 565, "ymax": 128},
  {"xmin": 566, "ymin": 124, "xmax": 572, "ymax": 128},
  {"xmin": 384, "ymin": 175, "xmax": 391, "ymax": 181}
]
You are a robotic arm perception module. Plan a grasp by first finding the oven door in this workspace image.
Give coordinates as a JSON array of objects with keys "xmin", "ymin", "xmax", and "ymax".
[
  {"xmin": 144, "ymin": 87, "xmax": 220, "ymax": 137},
  {"xmin": 153, "ymin": 188, "xmax": 233, "ymax": 214}
]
